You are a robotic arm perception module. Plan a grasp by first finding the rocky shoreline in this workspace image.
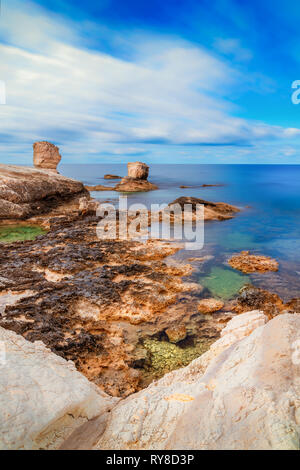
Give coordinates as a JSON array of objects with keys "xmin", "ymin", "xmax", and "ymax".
[{"xmin": 0, "ymin": 142, "xmax": 299, "ymax": 450}]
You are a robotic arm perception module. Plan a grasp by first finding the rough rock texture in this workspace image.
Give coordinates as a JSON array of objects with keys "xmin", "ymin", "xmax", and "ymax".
[
  {"xmin": 85, "ymin": 311, "xmax": 300, "ymax": 450},
  {"xmin": 115, "ymin": 177, "xmax": 158, "ymax": 192},
  {"xmin": 165, "ymin": 324, "xmax": 187, "ymax": 343},
  {"xmin": 229, "ymin": 251, "xmax": 279, "ymax": 273},
  {"xmin": 127, "ymin": 162, "xmax": 149, "ymax": 180},
  {"xmin": 33, "ymin": 141, "xmax": 61, "ymax": 171},
  {"xmin": 168, "ymin": 197, "xmax": 240, "ymax": 221},
  {"xmin": 0, "ymin": 327, "xmax": 118, "ymax": 450},
  {"xmin": 115, "ymin": 161, "xmax": 157, "ymax": 192},
  {"xmin": 0, "ymin": 164, "xmax": 87, "ymax": 219},
  {"xmin": 198, "ymin": 298, "xmax": 224, "ymax": 314},
  {"xmin": 85, "ymin": 184, "xmax": 113, "ymax": 191}
]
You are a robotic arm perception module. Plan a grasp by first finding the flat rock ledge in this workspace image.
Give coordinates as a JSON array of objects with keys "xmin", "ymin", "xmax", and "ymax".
[
  {"xmin": 0, "ymin": 164, "xmax": 87, "ymax": 219},
  {"xmin": 228, "ymin": 251, "xmax": 279, "ymax": 273}
]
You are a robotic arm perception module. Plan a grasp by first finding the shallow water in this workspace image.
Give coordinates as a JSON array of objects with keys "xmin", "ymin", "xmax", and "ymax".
[
  {"xmin": 0, "ymin": 225, "xmax": 46, "ymax": 243},
  {"xmin": 61, "ymin": 164, "xmax": 300, "ymax": 301}
]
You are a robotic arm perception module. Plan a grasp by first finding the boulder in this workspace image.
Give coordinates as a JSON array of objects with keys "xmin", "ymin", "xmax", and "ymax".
[
  {"xmin": 127, "ymin": 162, "xmax": 149, "ymax": 180},
  {"xmin": 165, "ymin": 324, "xmax": 187, "ymax": 343},
  {"xmin": 86, "ymin": 311, "xmax": 300, "ymax": 450},
  {"xmin": 0, "ymin": 164, "xmax": 87, "ymax": 219},
  {"xmin": 115, "ymin": 177, "xmax": 158, "ymax": 192},
  {"xmin": 0, "ymin": 327, "xmax": 118, "ymax": 450},
  {"xmin": 33, "ymin": 141, "xmax": 61, "ymax": 172},
  {"xmin": 198, "ymin": 298, "xmax": 224, "ymax": 314}
]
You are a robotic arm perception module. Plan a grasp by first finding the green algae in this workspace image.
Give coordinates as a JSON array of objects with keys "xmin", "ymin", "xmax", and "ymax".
[
  {"xmin": 0, "ymin": 225, "xmax": 46, "ymax": 243},
  {"xmin": 201, "ymin": 266, "xmax": 249, "ymax": 300},
  {"xmin": 143, "ymin": 337, "xmax": 213, "ymax": 381}
]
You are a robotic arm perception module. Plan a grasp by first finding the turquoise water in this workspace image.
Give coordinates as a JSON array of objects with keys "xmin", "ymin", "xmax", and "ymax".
[{"xmin": 60, "ymin": 164, "xmax": 300, "ymax": 301}]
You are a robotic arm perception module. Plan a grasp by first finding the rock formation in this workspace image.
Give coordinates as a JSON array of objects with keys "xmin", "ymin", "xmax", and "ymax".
[
  {"xmin": 168, "ymin": 196, "xmax": 240, "ymax": 221},
  {"xmin": 127, "ymin": 162, "xmax": 149, "ymax": 180},
  {"xmin": 115, "ymin": 161, "xmax": 158, "ymax": 192},
  {"xmin": 0, "ymin": 326, "xmax": 118, "ymax": 450},
  {"xmin": 33, "ymin": 141, "xmax": 61, "ymax": 172},
  {"xmin": 67, "ymin": 311, "xmax": 300, "ymax": 451},
  {"xmin": 198, "ymin": 298, "xmax": 224, "ymax": 314},
  {"xmin": 0, "ymin": 164, "xmax": 87, "ymax": 219},
  {"xmin": 104, "ymin": 174, "xmax": 122, "ymax": 179},
  {"xmin": 228, "ymin": 251, "xmax": 279, "ymax": 273}
]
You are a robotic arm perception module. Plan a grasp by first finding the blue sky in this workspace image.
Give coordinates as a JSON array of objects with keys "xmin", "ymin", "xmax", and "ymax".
[{"xmin": 1, "ymin": 0, "xmax": 300, "ymax": 164}]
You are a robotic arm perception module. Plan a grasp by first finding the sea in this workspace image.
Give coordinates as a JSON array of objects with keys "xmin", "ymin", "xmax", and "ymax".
[{"xmin": 60, "ymin": 164, "xmax": 300, "ymax": 302}]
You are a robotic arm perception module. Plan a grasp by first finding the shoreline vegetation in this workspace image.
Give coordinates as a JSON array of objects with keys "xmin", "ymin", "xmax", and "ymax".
[{"xmin": 0, "ymin": 142, "xmax": 299, "ymax": 450}]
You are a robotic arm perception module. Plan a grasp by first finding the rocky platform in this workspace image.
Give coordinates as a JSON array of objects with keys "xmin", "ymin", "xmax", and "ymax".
[{"xmin": 0, "ymin": 164, "xmax": 87, "ymax": 219}]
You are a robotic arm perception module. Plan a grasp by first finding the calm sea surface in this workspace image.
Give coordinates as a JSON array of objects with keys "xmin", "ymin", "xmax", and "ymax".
[{"xmin": 60, "ymin": 164, "xmax": 300, "ymax": 301}]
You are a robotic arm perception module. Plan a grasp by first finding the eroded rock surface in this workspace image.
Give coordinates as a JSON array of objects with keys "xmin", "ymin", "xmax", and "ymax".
[
  {"xmin": 86, "ymin": 311, "xmax": 300, "ymax": 451},
  {"xmin": 169, "ymin": 197, "xmax": 240, "ymax": 221},
  {"xmin": 198, "ymin": 298, "xmax": 224, "ymax": 314},
  {"xmin": 229, "ymin": 251, "xmax": 279, "ymax": 273},
  {"xmin": 0, "ymin": 327, "xmax": 117, "ymax": 450},
  {"xmin": 115, "ymin": 161, "xmax": 157, "ymax": 192},
  {"xmin": 127, "ymin": 162, "xmax": 149, "ymax": 180},
  {"xmin": 33, "ymin": 141, "xmax": 61, "ymax": 171},
  {"xmin": 0, "ymin": 164, "xmax": 87, "ymax": 219}
]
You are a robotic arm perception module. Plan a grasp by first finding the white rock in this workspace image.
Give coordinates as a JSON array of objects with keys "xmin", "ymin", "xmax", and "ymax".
[
  {"xmin": 0, "ymin": 327, "xmax": 118, "ymax": 450},
  {"xmin": 93, "ymin": 312, "xmax": 300, "ymax": 450}
]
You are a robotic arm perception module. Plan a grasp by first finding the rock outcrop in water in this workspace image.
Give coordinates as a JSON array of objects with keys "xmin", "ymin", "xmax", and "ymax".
[
  {"xmin": 0, "ymin": 164, "xmax": 87, "ymax": 219},
  {"xmin": 61, "ymin": 311, "xmax": 300, "ymax": 451},
  {"xmin": 33, "ymin": 141, "xmax": 61, "ymax": 172},
  {"xmin": 168, "ymin": 196, "xmax": 240, "ymax": 221},
  {"xmin": 115, "ymin": 161, "xmax": 158, "ymax": 192},
  {"xmin": 228, "ymin": 251, "xmax": 279, "ymax": 273}
]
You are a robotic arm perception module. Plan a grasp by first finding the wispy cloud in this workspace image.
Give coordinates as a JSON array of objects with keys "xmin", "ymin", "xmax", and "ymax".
[{"xmin": 0, "ymin": 0, "xmax": 299, "ymax": 163}]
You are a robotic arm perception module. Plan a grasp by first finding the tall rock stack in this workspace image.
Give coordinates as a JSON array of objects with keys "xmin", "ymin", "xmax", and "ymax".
[
  {"xmin": 33, "ymin": 141, "xmax": 61, "ymax": 173},
  {"xmin": 115, "ymin": 161, "xmax": 157, "ymax": 192}
]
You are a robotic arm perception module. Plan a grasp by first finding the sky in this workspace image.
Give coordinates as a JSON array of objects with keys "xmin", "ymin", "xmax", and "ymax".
[{"xmin": 0, "ymin": 0, "xmax": 300, "ymax": 164}]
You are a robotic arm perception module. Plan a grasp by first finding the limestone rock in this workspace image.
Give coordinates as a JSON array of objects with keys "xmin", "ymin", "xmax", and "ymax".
[
  {"xmin": 104, "ymin": 174, "xmax": 121, "ymax": 180},
  {"xmin": 115, "ymin": 177, "xmax": 158, "ymax": 192},
  {"xmin": 33, "ymin": 141, "xmax": 61, "ymax": 172},
  {"xmin": 90, "ymin": 311, "xmax": 300, "ymax": 450},
  {"xmin": 228, "ymin": 251, "xmax": 279, "ymax": 273},
  {"xmin": 168, "ymin": 197, "xmax": 240, "ymax": 221},
  {"xmin": 0, "ymin": 164, "xmax": 87, "ymax": 219},
  {"xmin": 128, "ymin": 162, "xmax": 149, "ymax": 180},
  {"xmin": 198, "ymin": 298, "xmax": 224, "ymax": 314},
  {"xmin": 0, "ymin": 327, "xmax": 118, "ymax": 450},
  {"xmin": 165, "ymin": 324, "xmax": 187, "ymax": 343}
]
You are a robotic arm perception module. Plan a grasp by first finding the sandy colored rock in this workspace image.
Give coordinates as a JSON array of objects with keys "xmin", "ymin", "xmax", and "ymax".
[
  {"xmin": 168, "ymin": 197, "xmax": 240, "ymax": 221},
  {"xmin": 228, "ymin": 251, "xmax": 279, "ymax": 273},
  {"xmin": 0, "ymin": 327, "xmax": 118, "ymax": 450},
  {"xmin": 0, "ymin": 164, "xmax": 87, "ymax": 219},
  {"xmin": 115, "ymin": 177, "xmax": 158, "ymax": 192},
  {"xmin": 84, "ymin": 311, "xmax": 300, "ymax": 450},
  {"xmin": 33, "ymin": 141, "xmax": 61, "ymax": 171},
  {"xmin": 127, "ymin": 162, "xmax": 149, "ymax": 180},
  {"xmin": 85, "ymin": 184, "xmax": 113, "ymax": 191},
  {"xmin": 104, "ymin": 174, "xmax": 121, "ymax": 179},
  {"xmin": 165, "ymin": 324, "xmax": 187, "ymax": 343},
  {"xmin": 198, "ymin": 298, "xmax": 224, "ymax": 314}
]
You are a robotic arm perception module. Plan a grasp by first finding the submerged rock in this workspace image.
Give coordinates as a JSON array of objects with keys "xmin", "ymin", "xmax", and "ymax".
[
  {"xmin": 228, "ymin": 251, "xmax": 279, "ymax": 273},
  {"xmin": 33, "ymin": 141, "xmax": 61, "ymax": 172},
  {"xmin": 165, "ymin": 324, "xmax": 187, "ymax": 343}
]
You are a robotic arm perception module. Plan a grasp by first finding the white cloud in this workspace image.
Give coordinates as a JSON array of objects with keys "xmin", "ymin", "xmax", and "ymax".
[{"xmin": 0, "ymin": 0, "xmax": 299, "ymax": 163}]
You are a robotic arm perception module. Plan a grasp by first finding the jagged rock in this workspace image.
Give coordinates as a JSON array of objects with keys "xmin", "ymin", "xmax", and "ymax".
[
  {"xmin": 0, "ymin": 164, "xmax": 87, "ymax": 219},
  {"xmin": 33, "ymin": 141, "xmax": 61, "ymax": 172},
  {"xmin": 127, "ymin": 162, "xmax": 149, "ymax": 180},
  {"xmin": 0, "ymin": 327, "xmax": 118, "ymax": 450},
  {"xmin": 165, "ymin": 324, "xmax": 187, "ymax": 343},
  {"xmin": 81, "ymin": 311, "xmax": 300, "ymax": 451},
  {"xmin": 228, "ymin": 251, "xmax": 279, "ymax": 273},
  {"xmin": 198, "ymin": 298, "xmax": 224, "ymax": 314}
]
